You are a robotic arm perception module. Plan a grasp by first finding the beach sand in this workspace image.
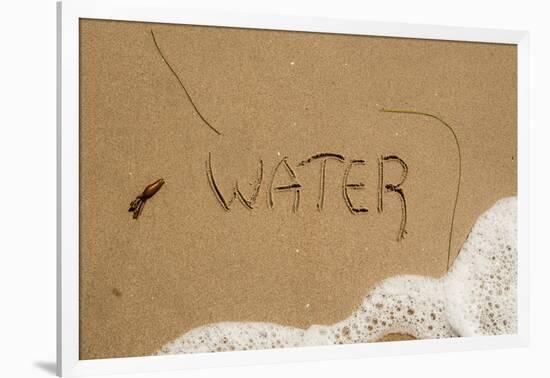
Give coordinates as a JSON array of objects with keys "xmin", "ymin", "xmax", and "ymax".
[
  {"xmin": 158, "ymin": 196, "xmax": 518, "ymax": 354},
  {"xmin": 79, "ymin": 19, "xmax": 517, "ymax": 359}
]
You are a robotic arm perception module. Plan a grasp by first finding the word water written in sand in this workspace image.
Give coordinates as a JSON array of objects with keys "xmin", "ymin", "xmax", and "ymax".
[{"xmin": 206, "ymin": 152, "xmax": 408, "ymax": 241}]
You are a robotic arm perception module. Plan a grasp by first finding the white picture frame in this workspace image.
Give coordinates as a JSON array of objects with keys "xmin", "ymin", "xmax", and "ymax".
[{"xmin": 57, "ymin": 0, "xmax": 530, "ymax": 376}]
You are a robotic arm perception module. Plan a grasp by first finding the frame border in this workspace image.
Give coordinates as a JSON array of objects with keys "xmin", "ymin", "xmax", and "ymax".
[{"xmin": 57, "ymin": 0, "xmax": 530, "ymax": 376}]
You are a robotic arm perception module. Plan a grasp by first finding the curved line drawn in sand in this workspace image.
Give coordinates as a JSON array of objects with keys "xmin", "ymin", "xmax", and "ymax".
[
  {"xmin": 381, "ymin": 109, "xmax": 462, "ymax": 270},
  {"xmin": 150, "ymin": 30, "xmax": 222, "ymax": 136},
  {"xmin": 158, "ymin": 197, "xmax": 517, "ymax": 355}
]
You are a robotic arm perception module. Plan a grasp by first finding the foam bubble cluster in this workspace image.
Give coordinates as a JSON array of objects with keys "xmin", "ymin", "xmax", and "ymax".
[{"xmin": 158, "ymin": 197, "xmax": 517, "ymax": 355}]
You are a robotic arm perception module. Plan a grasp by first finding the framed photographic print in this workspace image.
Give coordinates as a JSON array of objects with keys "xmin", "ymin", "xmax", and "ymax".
[{"xmin": 57, "ymin": 0, "xmax": 529, "ymax": 376}]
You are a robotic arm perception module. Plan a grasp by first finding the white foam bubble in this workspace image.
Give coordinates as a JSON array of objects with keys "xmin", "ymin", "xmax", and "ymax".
[
  {"xmin": 158, "ymin": 197, "xmax": 517, "ymax": 355},
  {"xmin": 158, "ymin": 322, "xmax": 305, "ymax": 354}
]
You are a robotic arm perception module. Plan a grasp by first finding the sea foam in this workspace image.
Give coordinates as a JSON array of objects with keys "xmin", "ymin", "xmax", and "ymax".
[{"xmin": 158, "ymin": 197, "xmax": 517, "ymax": 354}]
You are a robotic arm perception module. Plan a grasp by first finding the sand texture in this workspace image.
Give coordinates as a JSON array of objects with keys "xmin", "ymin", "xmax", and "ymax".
[
  {"xmin": 158, "ymin": 197, "xmax": 517, "ymax": 354},
  {"xmin": 79, "ymin": 19, "xmax": 517, "ymax": 359}
]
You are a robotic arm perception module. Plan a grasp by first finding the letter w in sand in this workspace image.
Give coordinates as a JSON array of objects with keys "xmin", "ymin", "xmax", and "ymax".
[{"xmin": 206, "ymin": 153, "xmax": 264, "ymax": 211}]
